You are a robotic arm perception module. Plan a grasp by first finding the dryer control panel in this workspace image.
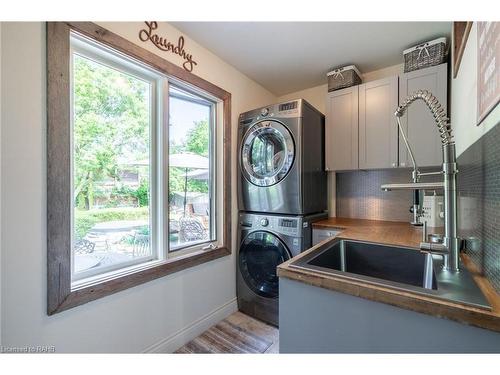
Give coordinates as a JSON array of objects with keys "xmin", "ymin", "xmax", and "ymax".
[
  {"xmin": 278, "ymin": 101, "xmax": 299, "ymax": 116},
  {"xmin": 238, "ymin": 99, "xmax": 303, "ymax": 127}
]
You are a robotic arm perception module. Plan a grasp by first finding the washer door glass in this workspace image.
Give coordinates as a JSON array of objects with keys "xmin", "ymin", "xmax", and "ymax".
[
  {"xmin": 241, "ymin": 120, "xmax": 295, "ymax": 187},
  {"xmin": 239, "ymin": 231, "xmax": 291, "ymax": 299}
]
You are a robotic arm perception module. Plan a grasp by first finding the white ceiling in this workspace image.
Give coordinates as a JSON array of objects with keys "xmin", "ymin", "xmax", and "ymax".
[{"xmin": 172, "ymin": 22, "xmax": 451, "ymax": 96}]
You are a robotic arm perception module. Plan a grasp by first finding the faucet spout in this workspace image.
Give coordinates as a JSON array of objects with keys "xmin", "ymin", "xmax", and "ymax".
[
  {"xmin": 382, "ymin": 90, "xmax": 461, "ymax": 272},
  {"xmin": 395, "ymin": 114, "xmax": 422, "ymax": 225},
  {"xmin": 395, "ymin": 90, "xmax": 454, "ymax": 146}
]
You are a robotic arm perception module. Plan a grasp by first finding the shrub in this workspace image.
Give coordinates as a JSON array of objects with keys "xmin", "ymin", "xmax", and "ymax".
[
  {"xmin": 74, "ymin": 206, "xmax": 149, "ymax": 239},
  {"xmin": 133, "ymin": 180, "xmax": 149, "ymax": 207}
]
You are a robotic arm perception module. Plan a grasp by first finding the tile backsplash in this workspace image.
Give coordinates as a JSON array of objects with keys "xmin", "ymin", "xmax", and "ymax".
[
  {"xmin": 336, "ymin": 167, "xmax": 441, "ymax": 222},
  {"xmin": 457, "ymin": 122, "xmax": 500, "ymax": 293}
]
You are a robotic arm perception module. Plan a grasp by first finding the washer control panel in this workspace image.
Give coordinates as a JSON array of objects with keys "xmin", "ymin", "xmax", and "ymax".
[{"xmin": 239, "ymin": 213, "xmax": 302, "ymax": 237}]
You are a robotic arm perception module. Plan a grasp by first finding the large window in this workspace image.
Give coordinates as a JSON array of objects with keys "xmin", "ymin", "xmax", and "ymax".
[
  {"xmin": 68, "ymin": 32, "xmax": 219, "ymax": 287},
  {"xmin": 48, "ymin": 23, "xmax": 230, "ymax": 314}
]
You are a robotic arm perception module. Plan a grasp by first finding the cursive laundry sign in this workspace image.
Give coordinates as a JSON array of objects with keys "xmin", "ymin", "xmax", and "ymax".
[{"xmin": 139, "ymin": 21, "xmax": 198, "ymax": 72}]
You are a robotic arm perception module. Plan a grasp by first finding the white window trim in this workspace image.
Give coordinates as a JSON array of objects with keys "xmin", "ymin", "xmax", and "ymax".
[
  {"xmin": 70, "ymin": 33, "xmax": 165, "ymax": 284},
  {"xmin": 167, "ymin": 83, "xmax": 220, "ymax": 255}
]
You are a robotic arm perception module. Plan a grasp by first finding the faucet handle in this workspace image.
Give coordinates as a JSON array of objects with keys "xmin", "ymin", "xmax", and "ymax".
[{"xmin": 420, "ymin": 241, "xmax": 449, "ymax": 256}]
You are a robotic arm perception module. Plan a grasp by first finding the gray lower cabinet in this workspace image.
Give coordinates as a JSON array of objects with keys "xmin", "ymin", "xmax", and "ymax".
[
  {"xmin": 358, "ymin": 76, "xmax": 399, "ymax": 169},
  {"xmin": 398, "ymin": 63, "xmax": 448, "ymax": 168},
  {"xmin": 325, "ymin": 86, "xmax": 359, "ymax": 171},
  {"xmin": 279, "ymin": 278, "xmax": 500, "ymax": 353}
]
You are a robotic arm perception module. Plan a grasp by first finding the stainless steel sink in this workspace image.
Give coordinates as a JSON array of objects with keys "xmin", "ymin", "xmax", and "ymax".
[
  {"xmin": 290, "ymin": 239, "xmax": 491, "ymax": 310},
  {"xmin": 306, "ymin": 239, "xmax": 437, "ymax": 289}
]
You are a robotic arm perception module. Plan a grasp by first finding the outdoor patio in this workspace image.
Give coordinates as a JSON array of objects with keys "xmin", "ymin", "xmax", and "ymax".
[{"xmin": 74, "ymin": 210, "xmax": 210, "ymax": 275}]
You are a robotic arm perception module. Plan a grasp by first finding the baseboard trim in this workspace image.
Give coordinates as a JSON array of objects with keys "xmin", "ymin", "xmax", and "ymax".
[{"xmin": 143, "ymin": 298, "xmax": 238, "ymax": 353}]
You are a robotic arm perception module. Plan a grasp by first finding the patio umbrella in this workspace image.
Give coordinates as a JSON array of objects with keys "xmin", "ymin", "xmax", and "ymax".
[{"xmin": 169, "ymin": 153, "xmax": 209, "ymax": 215}]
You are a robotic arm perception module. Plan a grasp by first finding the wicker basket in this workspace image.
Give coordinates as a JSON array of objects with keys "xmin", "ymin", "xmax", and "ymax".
[
  {"xmin": 327, "ymin": 65, "xmax": 362, "ymax": 92},
  {"xmin": 403, "ymin": 37, "xmax": 447, "ymax": 73}
]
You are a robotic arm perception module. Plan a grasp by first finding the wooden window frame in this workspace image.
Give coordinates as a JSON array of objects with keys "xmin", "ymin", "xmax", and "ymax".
[
  {"xmin": 452, "ymin": 21, "xmax": 473, "ymax": 78},
  {"xmin": 47, "ymin": 22, "xmax": 232, "ymax": 315}
]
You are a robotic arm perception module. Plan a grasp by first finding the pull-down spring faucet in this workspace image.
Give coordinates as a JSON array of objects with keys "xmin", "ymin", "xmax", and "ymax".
[{"xmin": 383, "ymin": 90, "xmax": 461, "ymax": 272}]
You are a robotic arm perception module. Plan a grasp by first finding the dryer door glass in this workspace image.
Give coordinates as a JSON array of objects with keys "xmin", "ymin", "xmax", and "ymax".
[
  {"xmin": 241, "ymin": 120, "xmax": 295, "ymax": 187},
  {"xmin": 239, "ymin": 231, "xmax": 291, "ymax": 298}
]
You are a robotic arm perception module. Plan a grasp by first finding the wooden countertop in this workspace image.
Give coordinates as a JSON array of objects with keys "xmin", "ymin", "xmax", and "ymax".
[
  {"xmin": 278, "ymin": 217, "xmax": 500, "ymax": 333},
  {"xmin": 313, "ymin": 217, "xmax": 427, "ymax": 248}
]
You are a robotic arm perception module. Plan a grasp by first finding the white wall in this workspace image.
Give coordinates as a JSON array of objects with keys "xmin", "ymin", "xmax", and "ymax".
[
  {"xmin": 278, "ymin": 83, "xmax": 329, "ymax": 114},
  {"xmin": 451, "ymin": 22, "xmax": 500, "ymax": 156},
  {"xmin": 362, "ymin": 64, "xmax": 403, "ymax": 85},
  {"xmin": 0, "ymin": 22, "xmax": 276, "ymax": 353},
  {"xmin": 277, "ymin": 64, "xmax": 404, "ymax": 217}
]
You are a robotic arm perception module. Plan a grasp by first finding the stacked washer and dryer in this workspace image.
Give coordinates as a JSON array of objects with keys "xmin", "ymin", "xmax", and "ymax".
[{"xmin": 237, "ymin": 99, "xmax": 327, "ymax": 326}]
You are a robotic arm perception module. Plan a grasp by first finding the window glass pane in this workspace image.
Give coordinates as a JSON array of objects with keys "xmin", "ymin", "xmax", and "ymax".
[
  {"xmin": 168, "ymin": 86, "xmax": 213, "ymax": 250},
  {"xmin": 72, "ymin": 53, "xmax": 152, "ymax": 279}
]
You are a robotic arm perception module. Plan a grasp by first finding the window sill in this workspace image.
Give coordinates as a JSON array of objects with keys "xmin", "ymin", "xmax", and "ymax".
[{"xmin": 49, "ymin": 246, "xmax": 231, "ymax": 315}]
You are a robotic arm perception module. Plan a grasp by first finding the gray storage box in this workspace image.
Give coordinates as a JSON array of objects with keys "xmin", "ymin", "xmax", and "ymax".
[
  {"xmin": 403, "ymin": 37, "xmax": 447, "ymax": 73},
  {"xmin": 327, "ymin": 65, "xmax": 362, "ymax": 92}
]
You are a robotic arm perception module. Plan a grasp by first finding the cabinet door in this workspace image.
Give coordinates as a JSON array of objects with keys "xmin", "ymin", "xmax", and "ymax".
[
  {"xmin": 325, "ymin": 86, "xmax": 359, "ymax": 171},
  {"xmin": 399, "ymin": 64, "xmax": 448, "ymax": 168},
  {"xmin": 358, "ymin": 76, "xmax": 399, "ymax": 169}
]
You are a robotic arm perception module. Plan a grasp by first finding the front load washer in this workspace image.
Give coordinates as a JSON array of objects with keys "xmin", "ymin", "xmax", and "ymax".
[
  {"xmin": 237, "ymin": 211, "xmax": 327, "ymax": 326},
  {"xmin": 238, "ymin": 99, "xmax": 327, "ymax": 215}
]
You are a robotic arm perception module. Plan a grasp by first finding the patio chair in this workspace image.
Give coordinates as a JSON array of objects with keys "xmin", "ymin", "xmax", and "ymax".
[
  {"xmin": 132, "ymin": 232, "xmax": 150, "ymax": 257},
  {"xmin": 179, "ymin": 216, "xmax": 208, "ymax": 243},
  {"xmin": 86, "ymin": 231, "xmax": 110, "ymax": 251},
  {"xmin": 192, "ymin": 202, "xmax": 209, "ymax": 216},
  {"xmin": 74, "ymin": 239, "xmax": 95, "ymax": 254}
]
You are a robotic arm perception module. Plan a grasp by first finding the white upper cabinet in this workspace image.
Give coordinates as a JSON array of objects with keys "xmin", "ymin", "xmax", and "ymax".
[
  {"xmin": 398, "ymin": 63, "xmax": 448, "ymax": 168},
  {"xmin": 324, "ymin": 63, "xmax": 448, "ymax": 171},
  {"xmin": 358, "ymin": 76, "xmax": 399, "ymax": 169},
  {"xmin": 325, "ymin": 86, "xmax": 359, "ymax": 171}
]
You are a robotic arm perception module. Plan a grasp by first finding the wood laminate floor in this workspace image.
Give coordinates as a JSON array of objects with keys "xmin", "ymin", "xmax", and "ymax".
[{"xmin": 175, "ymin": 311, "xmax": 279, "ymax": 354}]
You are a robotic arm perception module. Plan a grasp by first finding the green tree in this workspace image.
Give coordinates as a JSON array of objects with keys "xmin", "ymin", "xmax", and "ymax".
[
  {"xmin": 73, "ymin": 55, "xmax": 150, "ymax": 209},
  {"xmin": 185, "ymin": 120, "xmax": 209, "ymax": 193},
  {"xmin": 75, "ymin": 55, "xmax": 211, "ymax": 211},
  {"xmin": 185, "ymin": 120, "xmax": 209, "ymax": 157}
]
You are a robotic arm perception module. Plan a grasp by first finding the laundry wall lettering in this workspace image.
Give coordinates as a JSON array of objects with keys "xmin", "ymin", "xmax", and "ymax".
[{"xmin": 139, "ymin": 21, "xmax": 198, "ymax": 72}]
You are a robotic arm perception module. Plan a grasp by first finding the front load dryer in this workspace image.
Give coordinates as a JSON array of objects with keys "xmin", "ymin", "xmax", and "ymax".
[{"xmin": 238, "ymin": 99, "xmax": 327, "ymax": 215}]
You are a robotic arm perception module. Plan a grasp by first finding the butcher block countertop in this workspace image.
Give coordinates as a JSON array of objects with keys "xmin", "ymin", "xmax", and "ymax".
[{"xmin": 277, "ymin": 217, "xmax": 500, "ymax": 333}]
